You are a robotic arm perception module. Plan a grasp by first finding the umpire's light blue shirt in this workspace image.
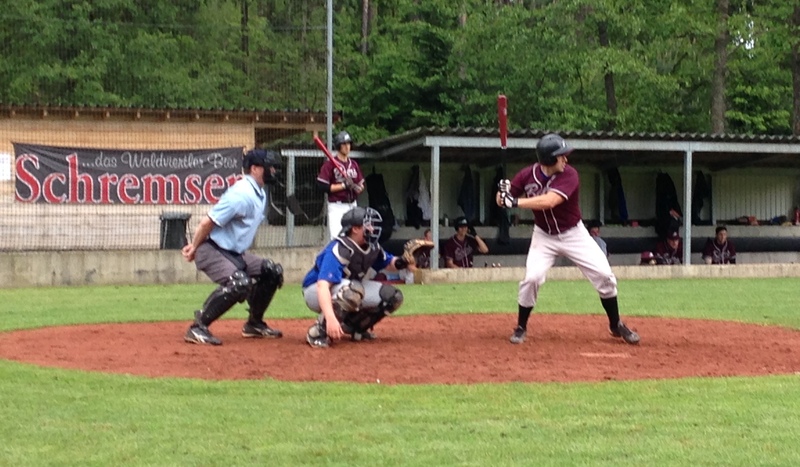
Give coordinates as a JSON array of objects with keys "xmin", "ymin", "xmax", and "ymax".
[{"xmin": 208, "ymin": 175, "xmax": 266, "ymax": 254}]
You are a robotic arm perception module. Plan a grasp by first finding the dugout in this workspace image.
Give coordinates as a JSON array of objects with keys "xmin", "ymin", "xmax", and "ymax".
[{"xmin": 343, "ymin": 128, "xmax": 800, "ymax": 268}]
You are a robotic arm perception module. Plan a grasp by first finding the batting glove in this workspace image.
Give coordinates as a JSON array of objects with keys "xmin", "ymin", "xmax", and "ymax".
[
  {"xmin": 500, "ymin": 191, "xmax": 518, "ymax": 208},
  {"xmin": 498, "ymin": 178, "xmax": 511, "ymax": 193}
]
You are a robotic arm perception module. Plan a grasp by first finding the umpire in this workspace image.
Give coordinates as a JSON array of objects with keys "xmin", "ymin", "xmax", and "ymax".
[{"xmin": 181, "ymin": 149, "xmax": 285, "ymax": 345}]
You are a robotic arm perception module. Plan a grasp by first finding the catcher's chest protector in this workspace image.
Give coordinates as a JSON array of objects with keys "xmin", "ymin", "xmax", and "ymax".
[{"xmin": 334, "ymin": 237, "xmax": 383, "ymax": 281}]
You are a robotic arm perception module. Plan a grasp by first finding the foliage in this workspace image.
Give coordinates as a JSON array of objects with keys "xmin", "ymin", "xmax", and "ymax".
[{"xmin": 0, "ymin": 0, "xmax": 797, "ymax": 135}]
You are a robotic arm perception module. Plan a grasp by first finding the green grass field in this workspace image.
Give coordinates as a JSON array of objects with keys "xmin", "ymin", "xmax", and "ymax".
[{"xmin": 1, "ymin": 278, "xmax": 799, "ymax": 466}]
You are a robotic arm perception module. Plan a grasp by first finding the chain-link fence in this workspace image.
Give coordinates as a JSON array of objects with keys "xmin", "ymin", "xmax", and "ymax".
[{"xmin": 0, "ymin": 4, "xmax": 333, "ymax": 252}]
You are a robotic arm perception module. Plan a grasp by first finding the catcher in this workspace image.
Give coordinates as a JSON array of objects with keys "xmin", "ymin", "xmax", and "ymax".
[{"xmin": 302, "ymin": 207, "xmax": 417, "ymax": 348}]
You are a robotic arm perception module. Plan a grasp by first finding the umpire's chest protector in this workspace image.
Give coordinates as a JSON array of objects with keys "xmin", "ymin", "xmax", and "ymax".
[{"xmin": 334, "ymin": 237, "xmax": 383, "ymax": 281}]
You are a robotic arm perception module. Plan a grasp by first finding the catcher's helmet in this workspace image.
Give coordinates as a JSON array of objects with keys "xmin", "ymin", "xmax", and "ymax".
[
  {"xmin": 243, "ymin": 149, "xmax": 282, "ymax": 184},
  {"xmin": 333, "ymin": 131, "xmax": 353, "ymax": 150},
  {"xmin": 339, "ymin": 206, "xmax": 382, "ymax": 246},
  {"xmin": 536, "ymin": 134, "xmax": 573, "ymax": 166}
]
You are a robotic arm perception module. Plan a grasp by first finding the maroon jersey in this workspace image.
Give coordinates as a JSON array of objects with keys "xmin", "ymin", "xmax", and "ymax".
[
  {"xmin": 654, "ymin": 240, "xmax": 683, "ymax": 265},
  {"xmin": 317, "ymin": 157, "xmax": 364, "ymax": 203},
  {"xmin": 442, "ymin": 235, "xmax": 479, "ymax": 268},
  {"xmin": 509, "ymin": 163, "xmax": 582, "ymax": 234},
  {"xmin": 702, "ymin": 238, "xmax": 736, "ymax": 264}
]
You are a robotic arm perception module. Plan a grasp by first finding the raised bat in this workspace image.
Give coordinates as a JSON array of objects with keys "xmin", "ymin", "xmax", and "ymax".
[
  {"xmin": 498, "ymin": 94, "xmax": 508, "ymax": 175},
  {"xmin": 498, "ymin": 94, "xmax": 508, "ymax": 149},
  {"xmin": 313, "ymin": 135, "xmax": 347, "ymax": 175}
]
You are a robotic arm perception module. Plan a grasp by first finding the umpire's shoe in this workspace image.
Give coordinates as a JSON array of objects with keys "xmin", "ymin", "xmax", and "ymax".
[
  {"xmin": 242, "ymin": 321, "xmax": 283, "ymax": 339},
  {"xmin": 184, "ymin": 323, "xmax": 222, "ymax": 345},
  {"xmin": 509, "ymin": 326, "xmax": 526, "ymax": 344},
  {"xmin": 610, "ymin": 321, "xmax": 640, "ymax": 345},
  {"xmin": 306, "ymin": 323, "xmax": 331, "ymax": 349}
]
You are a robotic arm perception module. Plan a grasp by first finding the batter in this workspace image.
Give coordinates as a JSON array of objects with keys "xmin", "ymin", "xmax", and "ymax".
[{"xmin": 496, "ymin": 133, "xmax": 640, "ymax": 345}]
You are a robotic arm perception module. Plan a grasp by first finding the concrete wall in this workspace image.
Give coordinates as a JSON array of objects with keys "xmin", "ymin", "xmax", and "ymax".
[
  {"xmin": 0, "ymin": 247, "xmax": 320, "ymax": 288},
  {"xmin": 3, "ymin": 247, "xmax": 800, "ymax": 288}
]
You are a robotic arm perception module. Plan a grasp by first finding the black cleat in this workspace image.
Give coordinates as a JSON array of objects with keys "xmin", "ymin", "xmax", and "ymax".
[
  {"xmin": 184, "ymin": 324, "xmax": 222, "ymax": 345},
  {"xmin": 306, "ymin": 323, "xmax": 331, "ymax": 349},
  {"xmin": 351, "ymin": 329, "xmax": 377, "ymax": 341},
  {"xmin": 610, "ymin": 321, "xmax": 640, "ymax": 345},
  {"xmin": 509, "ymin": 326, "xmax": 526, "ymax": 344},
  {"xmin": 242, "ymin": 321, "xmax": 283, "ymax": 338}
]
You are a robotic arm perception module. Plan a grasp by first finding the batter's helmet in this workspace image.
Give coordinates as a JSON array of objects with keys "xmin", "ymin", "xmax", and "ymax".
[
  {"xmin": 339, "ymin": 206, "xmax": 383, "ymax": 246},
  {"xmin": 536, "ymin": 134, "xmax": 573, "ymax": 166},
  {"xmin": 243, "ymin": 149, "xmax": 282, "ymax": 184},
  {"xmin": 333, "ymin": 131, "xmax": 353, "ymax": 150}
]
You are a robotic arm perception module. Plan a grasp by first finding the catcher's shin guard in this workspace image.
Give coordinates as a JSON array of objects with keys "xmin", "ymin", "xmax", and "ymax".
[
  {"xmin": 332, "ymin": 281, "xmax": 365, "ymax": 317},
  {"xmin": 342, "ymin": 284, "xmax": 403, "ymax": 334},
  {"xmin": 246, "ymin": 259, "xmax": 283, "ymax": 323},
  {"xmin": 196, "ymin": 271, "xmax": 251, "ymax": 326}
]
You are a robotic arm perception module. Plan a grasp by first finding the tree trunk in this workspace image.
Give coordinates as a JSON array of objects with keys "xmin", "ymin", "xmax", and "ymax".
[
  {"xmin": 711, "ymin": 0, "xmax": 729, "ymax": 134},
  {"xmin": 793, "ymin": 6, "xmax": 800, "ymax": 135},
  {"xmin": 361, "ymin": 0, "xmax": 369, "ymax": 55},
  {"xmin": 598, "ymin": 21, "xmax": 617, "ymax": 131},
  {"xmin": 240, "ymin": 0, "xmax": 249, "ymax": 75}
]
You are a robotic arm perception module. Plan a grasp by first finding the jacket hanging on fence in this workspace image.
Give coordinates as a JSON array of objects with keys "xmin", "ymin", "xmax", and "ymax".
[
  {"xmin": 366, "ymin": 168, "xmax": 395, "ymax": 243},
  {"xmin": 691, "ymin": 171, "xmax": 711, "ymax": 225},
  {"xmin": 405, "ymin": 165, "xmax": 431, "ymax": 228},
  {"xmin": 491, "ymin": 165, "xmax": 511, "ymax": 244},
  {"xmin": 457, "ymin": 164, "xmax": 477, "ymax": 222},
  {"xmin": 655, "ymin": 171, "xmax": 683, "ymax": 239},
  {"xmin": 606, "ymin": 168, "xmax": 629, "ymax": 224}
]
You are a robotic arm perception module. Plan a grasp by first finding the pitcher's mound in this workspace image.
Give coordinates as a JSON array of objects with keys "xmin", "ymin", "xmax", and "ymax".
[{"xmin": 1, "ymin": 314, "xmax": 799, "ymax": 384}]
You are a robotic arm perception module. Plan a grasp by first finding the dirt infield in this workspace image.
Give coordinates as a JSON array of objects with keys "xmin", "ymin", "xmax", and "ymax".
[{"xmin": 2, "ymin": 314, "xmax": 800, "ymax": 384}]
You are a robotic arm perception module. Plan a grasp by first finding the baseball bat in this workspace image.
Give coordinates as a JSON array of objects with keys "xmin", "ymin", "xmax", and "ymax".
[
  {"xmin": 498, "ymin": 94, "xmax": 508, "ymax": 150},
  {"xmin": 497, "ymin": 94, "xmax": 508, "ymax": 177},
  {"xmin": 313, "ymin": 135, "xmax": 347, "ymax": 174}
]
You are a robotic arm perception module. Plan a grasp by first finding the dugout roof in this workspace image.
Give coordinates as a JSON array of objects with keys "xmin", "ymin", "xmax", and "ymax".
[
  {"xmin": 357, "ymin": 127, "xmax": 800, "ymax": 172},
  {"xmin": 353, "ymin": 127, "xmax": 800, "ymax": 267}
]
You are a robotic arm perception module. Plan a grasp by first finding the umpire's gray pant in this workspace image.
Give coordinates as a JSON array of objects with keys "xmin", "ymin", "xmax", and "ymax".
[{"xmin": 194, "ymin": 242, "xmax": 264, "ymax": 285}]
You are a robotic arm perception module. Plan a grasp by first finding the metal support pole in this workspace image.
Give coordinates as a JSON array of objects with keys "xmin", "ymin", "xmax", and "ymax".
[
  {"xmin": 326, "ymin": 0, "xmax": 333, "ymax": 148},
  {"xmin": 285, "ymin": 154, "xmax": 296, "ymax": 246},
  {"xmin": 431, "ymin": 144, "xmax": 441, "ymax": 270},
  {"xmin": 683, "ymin": 149, "xmax": 693, "ymax": 265}
]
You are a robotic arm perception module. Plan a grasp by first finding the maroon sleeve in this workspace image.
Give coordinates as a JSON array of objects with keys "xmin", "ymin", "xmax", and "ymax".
[
  {"xmin": 653, "ymin": 241, "xmax": 668, "ymax": 264},
  {"xmin": 548, "ymin": 166, "xmax": 579, "ymax": 200},
  {"xmin": 442, "ymin": 237, "xmax": 456, "ymax": 260},
  {"xmin": 702, "ymin": 239, "xmax": 714, "ymax": 257},
  {"xmin": 317, "ymin": 160, "xmax": 335, "ymax": 186},
  {"xmin": 509, "ymin": 166, "xmax": 531, "ymax": 198}
]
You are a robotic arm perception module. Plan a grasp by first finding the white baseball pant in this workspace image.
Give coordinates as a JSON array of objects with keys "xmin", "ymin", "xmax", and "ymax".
[
  {"xmin": 518, "ymin": 222, "xmax": 617, "ymax": 308},
  {"xmin": 327, "ymin": 201, "xmax": 357, "ymax": 240}
]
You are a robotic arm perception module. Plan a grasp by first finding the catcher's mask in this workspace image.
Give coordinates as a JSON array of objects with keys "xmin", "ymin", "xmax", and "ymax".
[{"xmin": 339, "ymin": 206, "xmax": 382, "ymax": 246}]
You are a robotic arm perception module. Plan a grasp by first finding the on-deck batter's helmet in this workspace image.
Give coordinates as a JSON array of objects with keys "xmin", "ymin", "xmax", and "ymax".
[
  {"xmin": 536, "ymin": 134, "xmax": 573, "ymax": 166},
  {"xmin": 243, "ymin": 149, "xmax": 282, "ymax": 184},
  {"xmin": 333, "ymin": 131, "xmax": 353, "ymax": 150},
  {"xmin": 339, "ymin": 206, "xmax": 383, "ymax": 246}
]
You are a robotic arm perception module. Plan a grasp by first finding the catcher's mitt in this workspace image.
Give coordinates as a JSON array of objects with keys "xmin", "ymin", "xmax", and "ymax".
[{"xmin": 402, "ymin": 238, "xmax": 435, "ymax": 266}]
